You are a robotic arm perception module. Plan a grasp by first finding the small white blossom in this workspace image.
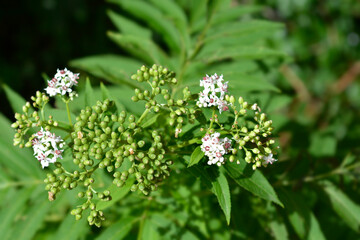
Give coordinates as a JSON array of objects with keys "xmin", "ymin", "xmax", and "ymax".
[
  {"xmin": 201, "ymin": 132, "xmax": 232, "ymax": 166},
  {"xmin": 197, "ymin": 74, "xmax": 230, "ymax": 114},
  {"xmin": 262, "ymin": 153, "xmax": 277, "ymax": 165},
  {"xmin": 251, "ymin": 103, "xmax": 261, "ymax": 112},
  {"xmin": 45, "ymin": 68, "xmax": 79, "ymax": 97},
  {"xmin": 32, "ymin": 128, "xmax": 64, "ymax": 168}
]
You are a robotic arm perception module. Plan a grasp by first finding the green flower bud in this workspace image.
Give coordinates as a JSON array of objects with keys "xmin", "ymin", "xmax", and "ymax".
[
  {"xmin": 131, "ymin": 96, "xmax": 139, "ymax": 102},
  {"xmin": 252, "ymin": 148, "xmax": 260, "ymax": 154},
  {"xmin": 130, "ymin": 184, "xmax": 138, "ymax": 192}
]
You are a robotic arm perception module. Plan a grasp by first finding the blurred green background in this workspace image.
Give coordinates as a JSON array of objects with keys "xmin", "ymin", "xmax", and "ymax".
[
  {"xmin": 1, "ymin": 0, "xmax": 360, "ymax": 239},
  {"xmin": 0, "ymin": 0, "xmax": 118, "ymax": 119}
]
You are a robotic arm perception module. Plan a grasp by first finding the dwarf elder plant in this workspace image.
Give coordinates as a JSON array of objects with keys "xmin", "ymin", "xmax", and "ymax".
[
  {"xmin": 11, "ymin": 64, "xmax": 278, "ymax": 227},
  {"xmin": 1, "ymin": 0, "xmax": 298, "ymax": 239}
]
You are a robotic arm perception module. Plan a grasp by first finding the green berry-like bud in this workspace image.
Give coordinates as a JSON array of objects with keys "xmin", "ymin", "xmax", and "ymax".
[
  {"xmin": 131, "ymin": 96, "xmax": 139, "ymax": 102},
  {"xmin": 130, "ymin": 184, "xmax": 138, "ymax": 192},
  {"xmin": 128, "ymin": 115, "xmax": 135, "ymax": 123}
]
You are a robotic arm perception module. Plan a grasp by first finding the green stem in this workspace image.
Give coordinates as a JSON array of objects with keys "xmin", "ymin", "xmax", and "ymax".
[
  {"xmin": 276, "ymin": 161, "xmax": 360, "ymax": 187},
  {"xmin": 65, "ymin": 101, "xmax": 73, "ymax": 126},
  {"xmin": 0, "ymin": 180, "xmax": 43, "ymax": 190},
  {"xmin": 137, "ymin": 108, "xmax": 151, "ymax": 125},
  {"xmin": 41, "ymin": 107, "xmax": 45, "ymax": 121},
  {"xmin": 209, "ymin": 108, "xmax": 216, "ymax": 130},
  {"xmin": 52, "ymin": 124, "xmax": 72, "ymax": 133},
  {"xmin": 175, "ymin": 138, "xmax": 201, "ymax": 149},
  {"xmin": 137, "ymin": 198, "xmax": 152, "ymax": 240}
]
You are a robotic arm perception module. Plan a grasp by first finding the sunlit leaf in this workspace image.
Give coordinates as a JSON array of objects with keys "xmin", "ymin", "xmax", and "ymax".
[
  {"xmin": 96, "ymin": 216, "xmax": 136, "ymax": 240},
  {"xmin": 97, "ymin": 177, "xmax": 135, "ymax": 210},
  {"xmin": 188, "ymin": 146, "xmax": 205, "ymax": 167},
  {"xmin": 107, "ymin": 9, "xmax": 152, "ymax": 39},
  {"xmin": 224, "ymin": 162, "xmax": 283, "ymax": 207}
]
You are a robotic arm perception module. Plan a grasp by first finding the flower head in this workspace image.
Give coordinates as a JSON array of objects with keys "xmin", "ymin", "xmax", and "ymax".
[
  {"xmin": 197, "ymin": 74, "xmax": 230, "ymax": 113},
  {"xmin": 32, "ymin": 128, "xmax": 64, "ymax": 168},
  {"xmin": 262, "ymin": 153, "xmax": 277, "ymax": 165},
  {"xmin": 45, "ymin": 68, "xmax": 79, "ymax": 97},
  {"xmin": 201, "ymin": 132, "xmax": 232, "ymax": 166}
]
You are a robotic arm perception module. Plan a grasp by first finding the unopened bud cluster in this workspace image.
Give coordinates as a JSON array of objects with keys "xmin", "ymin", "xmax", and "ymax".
[
  {"xmin": 131, "ymin": 64, "xmax": 197, "ymax": 138},
  {"xmin": 225, "ymin": 96, "xmax": 277, "ymax": 169},
  {"xmin": 12, "ymin": 91, "xmax": 59, "ymax": 150}
]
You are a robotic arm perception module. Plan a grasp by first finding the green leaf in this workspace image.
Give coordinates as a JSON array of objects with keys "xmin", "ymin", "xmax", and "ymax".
[
  {"xmin": 0, "ymin": 188, "xmax": 35, "ymax": 237},
  {"xmin": 100, "ymin": 82, "xmax": 111, "ymax": 100},
  {"xmin": 269, "ymin": 220, "xmax": 289, "ymax": 240},
  {"xmin": 141, "ymin": 217, "xmax": 161, "ymax": 240},
  {"xmin": 0, "ymin": 114, "xmax": 43, "ymax": 179},
  {"xmin": 186, "ymin": 165, "xmax": 231, "ymax": 225},
  {"xmin": 196, "ymin": 45, "xmax": 285, "ymax": 63},
  {"xmin": 97, "ymin": 177, "xmax": 135, "ymax": 210},
  {"xmin": 188, "ymin": 146, "xmax": 205, "ymax": 167},
  {"xmin": 208, "ymin": 169, "xmax": 231, "ymax": 225},
  {"xmin": 10, "ymin": 198, "xmax": 51, "ymax": 240},
  {"xmin": 141, "ymin": 113, "xmax": 159, "ymax": 128},
  {"xmin": 309, "ymin": 132, "xmax": 337, "ymax": 157},
  {"xmin": 107, "ymin": 9, "xmax": 152, "ymax": 39},
  {"xmin": 321, "ymin": 181, "xmax": 360, "ymax": 232},
  {"xmin": 212, "ymin": 6, "xmax": 263, "ymax": 25},
  {"xmin": 107, "ymin": 31, "xmax": 168, "ymax": 65},
  {"xmin": 189, "ymin": 0, "xmax": 207, "ymax": 34},
  {"xmin": 205, "ymin": 20, "xmax": 283, "ymax": 43},
  {"xmin": 109, "ymin": 0, "xmax": 181, "ymax": 54},
  {"xmin": 228, "ymin": 72, "xmax": 280, "ymax": 93},
  {"xmin": 149, "ymin": 0, "xmax": 190, "ymax": 53},
  {"xmin": 69, "ymin": 54, "xmax": 142, "ymax": 88},
  {"xmin": 53, "ymin": 214, "xmax": 89, "ymax": 240},
  {"xmin": 85, "ymin": 77, "xmax": 96, "ymax": 107},
  {"xmin": 96, "ymin": 217, "xmax": 136, "ymax": 240},
  {"xmin": 2, "ymin": 84, "xmax": 29, "ymax": 114},
  {"xmin": 224, "ymin": 162, "xmax": 283, "ymax": 207},
  {"xmin": 278, "ymin": 189, "xmax": 326, "ymax": 240}
]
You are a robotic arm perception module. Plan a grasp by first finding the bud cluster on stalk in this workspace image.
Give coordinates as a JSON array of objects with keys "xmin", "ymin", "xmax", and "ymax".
[
  {"xmin": 208, "ymin": 95, "xmax": 278, "ymax": 170},
  {"xmin": 12, "ymin": 91, "xmax": 59, "ymax": 148},
  {"xmin": 131, "ymin": 64, "xmax": 197, "ymax": 138}
]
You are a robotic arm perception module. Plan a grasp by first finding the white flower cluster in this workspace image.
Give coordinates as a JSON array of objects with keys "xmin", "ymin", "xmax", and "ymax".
[
  {"xmin": 32, "ymin": 128, "xmax": 64, "ymax": 168},
  {"xmin": 262, "ymin": 153, "xmax": 277, "ymax": 165},
  {"xmin": 201, "ymin": 132, "xmax": 232, "ymax": 166},
  {"xmin": 196, "ymin": 74, "xmax": 230, "ymax": 114},
  {"xmin": 45, "ymin": 68, "xmax": 79, "ymax": 97}
]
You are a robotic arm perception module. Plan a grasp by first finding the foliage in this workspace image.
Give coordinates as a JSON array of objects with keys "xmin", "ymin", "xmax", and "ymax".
[{"xmin": 1, "ymin": 0, "xmax": 360, "ymax": 239}]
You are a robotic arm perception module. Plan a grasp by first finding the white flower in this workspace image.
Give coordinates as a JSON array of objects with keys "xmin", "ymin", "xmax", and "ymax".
[
  {"xmin": 45, "ymin": 68, "xmax": 79, "ymax": 97},
  {"xmin": 196, "ymin": 74, "xmax": 230, "ymax": 114},
  {"xmin": 251, "ymin": 103, "xmax": 261, "ymax": 112},
  {"xmin": 201, "ymin": 132, "xmax": 232, "ymax": 166},
  {"xmin": 32, "ymin": 128, "xmax": 64, "ymax": 168},
  {"xmin": 262, "ymin": 153, "xmax": 277, "ymax": 165}
]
